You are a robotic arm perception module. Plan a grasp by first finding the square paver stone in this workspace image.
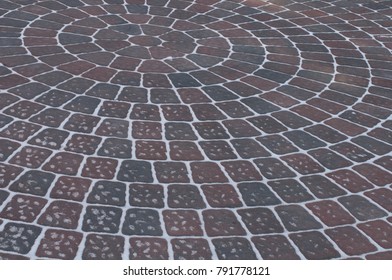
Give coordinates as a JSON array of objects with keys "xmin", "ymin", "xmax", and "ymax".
[
  {"xmin": 231, "ymin": 138, "xmax": 271, "ymax": 158},
  {"xmin": 213, "ymin": 237, "xmax": 257, "ymax": 260},
  {"xmin": 42, "ymin": 152, "xmax": 84, "ymax": 175},
  {"xmin": 129, "ymin": 238, "xmax": 168, "ymax": 260},
  {"xmin": 96, "ymin": 118, "xmax": 129, "ymax": 138},
  {"xmin": 65, "ymin": 134, "xmax": 102, "ymax": 155},
  {"xmin": 365, "ymin": 188, "xmax": 392, "ymax": 212},
  {"xmin": 238, "ymin": 182, "xmax": 281, "ymax": 206},
  {"xmin": 154, "ymin": 162, "xmax": 190, "ymax": 183},
  {"xmin": 81, "ymin": 157, "xmax": 118, "ymax": 179},
  {"xmin": 9, "ymin": 146, "xmax": 52, "ymax": 168},
  {"xmin": 252, "ymin": 235, "xmax": 301, "ymax": 260},
  {"xmin": 306, "ymin": 200, "xmax": 356, "ymax": 227},
  {"xmin": 98, "ymin": 138, "xmax": 133, "ymax": 158},
  {"xmin": 202, "ymin": 209, "xmax": 246, "ymax": 237},
  {"xmin": 289, "ymin": 231, "xmax": 341, "ymax": 260},
  {"xmin": 171, "ymin": 238, "xmax": 212, "ymax": 260},
  {"xmin": 28, "ymin": 128, "xmax": 70, "ymax": 149},
  {"xmin": 30, "ymin": 108, "xmax": 70, "ymax": 127},
  {"xmin": 0, "ymin": 190, "xmax": 9, "ymax": 207},
  {"xmin": 117, "ymin": 160, "xmax": 153, "ymax": 182},
  {"xmin": 63, "ymin": 113, "xmax": 100, "ymax": 133},
  {"xmin": 193, "ymin": 122, "xmax": 230, "ymax": 139},
  {"xmin": 165, "ymin": 122, "xmax": 197, "ymax": 140},
  {"xmin": 256, "ymin": 135, "xmax": 297, "ymax": 155},
  {"xmin": 132, "ymin": 121, "xmax": 162, "ymax": 139},
  {"xmin": 191, "ymin": 162, "xmax": 228, "ymax": 183},
  {"xmin": 338, "ymin": 195, "xmax": 387, "ymax": 221},
  {"xmin": 325, "ymin": 226, "xmax": 377, "ymax": 256},
  {"xmin": 163, "ymin": 210, "xmax": 203, "ymax": 236},
  {"xmin": 201, "ymin": 184, "xmax": 242, "ymax": 208},
  {"xmin": 200, "ymin": 140, "xmax": 237, "ymax": 160},
  {"xmin": 222, "ymin": 160, "xmax": 262, "ymax": 182},
  {"xmin": 50, "ymin": 176, "xmax": 92, "ymax": 202},
  {"xmin": 0, "ymin": 194, "xmax": 47, "ymax": 222},
  {"xmin": 358, "ymin": 220, "xmax": 392, "ymax": 249},
  {"xmin": 238, "ymin": 207, "xmax": 284, "ymax": 234},
  {"xmin": 129, "ymin": 183, "xmax": 164, "ymax": 208},
  {"xmin": 299, "ymin": 175, "xmax": 346, "ymax": 198},
  {"xmin": 169, "ymin": 141, "xmax": 204, "ymax": 161},
  {"xmin": 82, "ymin": 206, "xmax": 123, "ymax": 234},
  {"xmin": 9, "ymin": 170, "xmax": 55, "ymax": 196},
  {"xmin": 87, "ymin": 181, "xmax": 126, "ymax": 206},
  {"xmin": 366, "ymin": 251, "xmax": 392, "ymax": 260},
  {"xmin": 275, "ymin": 205, "xmax": 323, "ymax": 232},
  {"xmin": 268, "ymin": 179, "xmax": 314, "ymax": 203},
  {"xmin": 36, "ymin": 229, "xmax": 83, "ymax": 260},
  {"xmin": 130, "ymin": 104, "xmax": 161, "ymax": 121},
  {"xmin": 0, "ymin": 222, "xmax": 42, "ymax": 254},
  {"xmin": 82, "ymin": 234, "xmax": 125, "ymax": 260},
  {"xmin": 0, "ymin": 252, "xmax": 29, "ymax": 260},
  {"xmin": 327, "ymin": 170, "xmax": 374, "ymax": 193},
  {"xmin": 38, "ymin": 200, "xmax": 83, "ymax": 229},
  {"xmin": 0, "ymin": 139, "xmax": 20, "ymax": 161},
  {"xmin": 167, "ymin": 184, "xmax": 206, "ymax": 209}
]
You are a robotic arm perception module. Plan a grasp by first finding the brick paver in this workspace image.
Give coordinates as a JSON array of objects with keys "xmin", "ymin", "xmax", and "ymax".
[{"xmin": 0, "ymin": 0, "xmax": 391, "ymax": 260}]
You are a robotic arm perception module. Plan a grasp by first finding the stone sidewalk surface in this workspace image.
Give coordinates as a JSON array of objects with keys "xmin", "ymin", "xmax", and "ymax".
[{"xmin": 0, "ymin": 0, "xmax": 391, "ymax": 260}]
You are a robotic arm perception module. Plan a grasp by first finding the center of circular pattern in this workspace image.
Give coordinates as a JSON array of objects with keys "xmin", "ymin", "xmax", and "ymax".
[{"xmin": 22, "ymin": 4, "xmax": 270, "ymax": 88}]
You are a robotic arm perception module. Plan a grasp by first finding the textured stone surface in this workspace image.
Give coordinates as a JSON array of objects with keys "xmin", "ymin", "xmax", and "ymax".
[{"xmin": 0, "ymin": 0, "xmax": 391, "ymax": 260}]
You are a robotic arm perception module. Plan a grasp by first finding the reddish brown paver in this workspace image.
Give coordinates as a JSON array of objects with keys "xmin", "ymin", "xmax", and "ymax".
[{"xmin": 0, "ymin": 0, "xmax": 391, "ymax": 260}]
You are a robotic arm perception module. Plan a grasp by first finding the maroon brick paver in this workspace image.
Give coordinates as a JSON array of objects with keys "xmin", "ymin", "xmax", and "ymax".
[
  {"xmin": 0, "ymin": 0, "xmax": 391, "ymax": 260},
  {"xmin": 163, "ymin": 210, "xmax": 203, "ymax": 236},
  {"xmin": 238, "ymin": 207, "xmax": 284, "ymax": 234},
  {"xmin": 43, "ymin": 152, "xmax": 84, "ymax": 175},
  {"xmin": 87, "ymin": 181, "xmax": 126, "ymax": 206},
  {"xmin": 129, "ymin": 238, "xmax": 168, "ymax": 260},
  {"xmin": 9, "ymin": 170, "xmax": 55, "ymax": 196},
  {"xmin": 38, "ymin": 200, "xmax": 83, "ymax": 229},
  {"xmin": 36, "ymin": 229, "xmax": 83, "ymax": 260},
  {"xmin": 202, "ymin": 184, "xmax": 242, "ymax": 208},
  {"xmin": 171, "ymin": 238, "xmax": 212, "ymax": 260},
  {"xmin": 358, "ymin": 220, "xmax": 392, "ymax": 249}
]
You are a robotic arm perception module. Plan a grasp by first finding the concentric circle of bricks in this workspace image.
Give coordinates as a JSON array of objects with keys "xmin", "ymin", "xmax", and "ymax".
[{"xmin": 0, "ymin": 0, "xmax": 391, "ymax": 260}]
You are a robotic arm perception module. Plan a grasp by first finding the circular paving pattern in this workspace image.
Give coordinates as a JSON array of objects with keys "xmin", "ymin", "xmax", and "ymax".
[{"xmin": 0, "ymin": 0, "xmax": 391, "ymax": 260}]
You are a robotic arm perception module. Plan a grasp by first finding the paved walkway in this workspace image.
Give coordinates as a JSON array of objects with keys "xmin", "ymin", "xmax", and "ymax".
[{"xmin": 0, "ymin": 0, "xmax": 391, "ymax": 260}]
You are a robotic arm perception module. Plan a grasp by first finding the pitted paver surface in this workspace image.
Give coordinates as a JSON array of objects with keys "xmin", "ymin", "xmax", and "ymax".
[{"xmin": 0, "ymin": 0, "xmax": 391, "ymax": 260}]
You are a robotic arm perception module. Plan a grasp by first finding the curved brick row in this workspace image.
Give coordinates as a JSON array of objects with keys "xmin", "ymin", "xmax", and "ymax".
[{"xmin": 0, "ymin": 0, "xmax": 391, "ymax": 260}]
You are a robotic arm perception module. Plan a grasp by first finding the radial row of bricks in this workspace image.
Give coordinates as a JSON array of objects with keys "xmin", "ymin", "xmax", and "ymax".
[{"xmin": 0, "ymin": 0, "xmax": 392, "ymax": 259}]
